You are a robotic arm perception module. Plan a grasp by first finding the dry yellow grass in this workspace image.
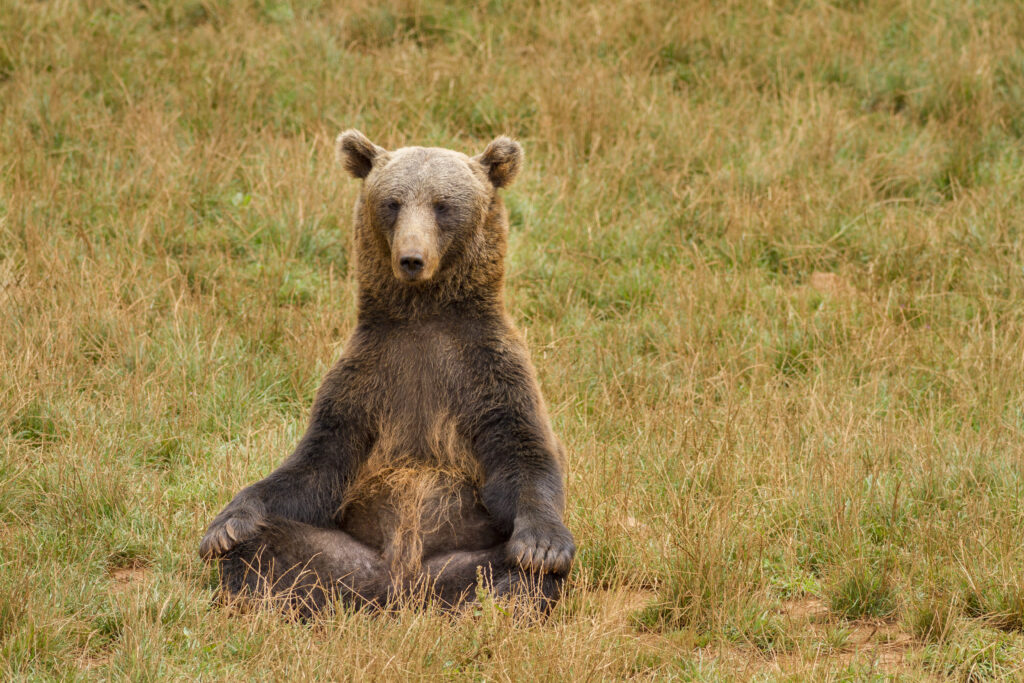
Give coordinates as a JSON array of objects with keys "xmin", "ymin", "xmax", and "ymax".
[{"xmin": 3, "ymin": 0, "xmax": 1024, "ymax": 679}]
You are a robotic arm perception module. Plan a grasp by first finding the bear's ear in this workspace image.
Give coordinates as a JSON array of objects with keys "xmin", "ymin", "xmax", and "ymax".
[
  {"xmin": 473, "ymin": 136, "xmax": 523, "ymax": 189},
  {"xmin": 336, "ymin": 129, "xmax": 387, "ymax": 179}
]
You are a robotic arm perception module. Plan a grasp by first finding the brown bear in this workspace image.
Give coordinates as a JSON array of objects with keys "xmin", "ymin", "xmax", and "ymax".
[{"xmin": 199, "ymin": 130, "xmax": 574, "ymax": 617}]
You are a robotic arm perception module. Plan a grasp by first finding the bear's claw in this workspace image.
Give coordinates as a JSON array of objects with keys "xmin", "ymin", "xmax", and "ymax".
[
  {"xmin": 508, "ymin": 517, "xmax": 575, "ymax": 575},
  {"xmin": 199, "ymin": 510, "xmax": 263, "ymax": 560}
]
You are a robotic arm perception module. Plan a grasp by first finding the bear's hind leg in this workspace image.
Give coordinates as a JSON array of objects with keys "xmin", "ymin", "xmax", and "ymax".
[
  {"xmin": 218, "ymin": 516, "xmax": 390, "ymax": 617},
  {"xmin": 420, "ymin": 546, "xmax": 564, "ymax": 615}
]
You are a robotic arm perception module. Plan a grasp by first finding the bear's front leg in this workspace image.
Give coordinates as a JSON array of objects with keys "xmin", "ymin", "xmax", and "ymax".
[
  {"xmin": 200, "ymin": 395, "xmax": 372, "ymax": 560},
  {"xmin": 471, "ymin": 397, "xmax": 575, "ymax": 576}
]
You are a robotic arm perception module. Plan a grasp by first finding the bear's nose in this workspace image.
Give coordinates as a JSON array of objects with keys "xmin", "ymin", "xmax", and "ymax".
[{"xmin": 399, "ymin": 254, "xmax": 425, "ymax": 278}]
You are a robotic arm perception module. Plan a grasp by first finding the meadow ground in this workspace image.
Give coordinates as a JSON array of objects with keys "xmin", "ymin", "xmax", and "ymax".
[{"xmin": 3, "ymin": 0, "xmax": 1024, "ymax": 679}]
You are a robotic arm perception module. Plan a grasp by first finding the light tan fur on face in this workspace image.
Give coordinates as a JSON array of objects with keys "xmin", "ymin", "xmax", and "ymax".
[
  {"xmin": 391, "ymin": 203, "xmax": 439, "ymax": 283},
  {"xmin": 367, "ymin": 146, "xmax": 489, "ymax": 286}
]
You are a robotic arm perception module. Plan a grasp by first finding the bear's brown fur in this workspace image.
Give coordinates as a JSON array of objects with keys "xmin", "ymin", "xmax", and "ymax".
[{"xmin": 199, "ymin": 131, "xmax": 573, "ymax": 616}]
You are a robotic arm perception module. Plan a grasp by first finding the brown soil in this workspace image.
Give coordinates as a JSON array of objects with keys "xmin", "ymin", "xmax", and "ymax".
[{"xmin": 108, "ymin": 563, "xmax": 150, "ymax": 591}]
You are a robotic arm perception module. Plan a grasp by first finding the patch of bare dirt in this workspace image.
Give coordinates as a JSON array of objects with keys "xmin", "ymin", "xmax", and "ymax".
[
  {"xmin": 616, "ymin": 594, "xmax": 927, "ymax": 677},
  {"xmin": 780, "ymin": 597, "xmax": 830, "ymax": 621},
  {"xmin": 108, "ymin": 563, "xmax": 151, "ymax": 592},
  {"xmin": 768, "ymin": 598, "xmax": 921, "ymax": 676},
  {"xmin": 843, "ymin": 618, "xmax": 917, "ymax": 667}
]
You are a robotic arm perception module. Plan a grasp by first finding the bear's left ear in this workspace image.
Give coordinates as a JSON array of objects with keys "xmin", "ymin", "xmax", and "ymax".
[
  {"xmin": 336, "ymin": 129, "xmax": 387, "ymax": 179},
  {"xmin": 473, "ymin": 136, "xmax": 523, "ymax": 189}
]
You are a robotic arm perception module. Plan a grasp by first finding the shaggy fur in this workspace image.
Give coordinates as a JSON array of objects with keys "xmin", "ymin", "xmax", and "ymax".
[{"xmin": 199, "ymin": 131, "xmax": 574, "ymax": 617}]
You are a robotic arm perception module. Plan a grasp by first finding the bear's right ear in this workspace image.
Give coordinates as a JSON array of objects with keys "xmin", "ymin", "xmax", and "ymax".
[{"xmin": 336, "ymin": 129, "xmax": 387, "ymax": 179}]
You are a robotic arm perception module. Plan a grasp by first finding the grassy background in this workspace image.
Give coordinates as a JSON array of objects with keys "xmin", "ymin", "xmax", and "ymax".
[{"xmin": 3, "ymin": 0, "xmax": 1024, "ymax": 678}]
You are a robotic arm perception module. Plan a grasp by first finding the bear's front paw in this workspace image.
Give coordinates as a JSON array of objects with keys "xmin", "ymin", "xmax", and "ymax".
[
  {"xmin": 508, "ymin": 516, "xmax": 575, "ymax": 575},
  {"xmin": 199, "ymin": 508, "xmax": 264, "ymax": 560}
]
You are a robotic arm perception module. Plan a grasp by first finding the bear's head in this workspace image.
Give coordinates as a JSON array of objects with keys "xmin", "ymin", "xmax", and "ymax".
[{"xmin": 336, "ymin": 130, "xmax": 521, "ymax": 312}]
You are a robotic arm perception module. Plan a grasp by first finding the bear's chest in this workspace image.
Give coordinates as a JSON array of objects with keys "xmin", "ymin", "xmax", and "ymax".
[{"xmin": 372, "ymin": 325, "xmax": 470, "ymax": 433}]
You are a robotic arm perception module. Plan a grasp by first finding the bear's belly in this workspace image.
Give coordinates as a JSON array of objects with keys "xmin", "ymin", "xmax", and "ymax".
[
  {"xmin": 339, "ymin": 474, "xmax": 501, "ymax": 564},
  {"xmin": 335, "ymin": 453, "xmax": 502, "ymax": 579}
]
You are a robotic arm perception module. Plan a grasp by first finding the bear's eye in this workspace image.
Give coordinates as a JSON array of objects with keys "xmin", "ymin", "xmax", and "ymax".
[
  {"xmin": 384, "ymin": 200, "xmax": 401, "ymax": 213},
  {"xmin": 433, "ymin": 201, "xmax": 449, "ymax": 216}
]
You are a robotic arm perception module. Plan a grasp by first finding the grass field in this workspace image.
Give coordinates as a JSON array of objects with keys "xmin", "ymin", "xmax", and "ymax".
[{"xmin": 3, "ymin": 0, "xmax": 1024, "ymax": 679}]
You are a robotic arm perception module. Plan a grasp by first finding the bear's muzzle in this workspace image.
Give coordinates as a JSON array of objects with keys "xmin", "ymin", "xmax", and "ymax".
[{"xmin": 392, "ymin": 208, "xmax": 439, "ymax": 283}]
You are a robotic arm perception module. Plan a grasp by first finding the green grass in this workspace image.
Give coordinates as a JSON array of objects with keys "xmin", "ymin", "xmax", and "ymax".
[{"xmin": 3, "ymin": 0, "xmax": 1024, "ymax": 678}]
